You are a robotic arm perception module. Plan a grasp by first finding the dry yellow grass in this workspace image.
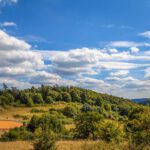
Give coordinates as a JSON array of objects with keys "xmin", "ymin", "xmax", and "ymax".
[
  {"xmin": 0, "ymin": 102, "xmax": 69, "ymax": 121},
  {"xmin": 0, "ymin": 141, "xmax": 32, "ymax": 150},
  {"xmin": 0, "ymin": 141, "xmax": 99, "ymax": 150},
  {"xmin": 0, "ymin": 140, "xmax": 132, "ymax": 150}
]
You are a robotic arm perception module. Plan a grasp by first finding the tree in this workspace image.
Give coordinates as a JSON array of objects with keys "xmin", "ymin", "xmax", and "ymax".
[
  {"xmin": 0, "ymin": 96, "xmax": 8, "ymax": 106},
  {"xmin": 32, "ymin": 93, "xmax": 43, "ymax": 104},
  {"xmin": 104, "ymin": 103, "xmax": 112, "ymax": 111},
  {"xmin": 28, "ymin": 115, "xmax": 40, "ymax": 132},
  {"xmin": 33, "ymin": 129, "xmax": 56, "ymax": 150},
  {"xmin": 95, "ymin": 96, "xmax": 104, "ymax": 108},
  {"xmin": 19, "ymin": 92, "xmax": 32, "ymax": 105},
  {"xmin": 74, "ymin": 112, "xmax": 103, "ymax": 139},
  {"xmin": 126, "ymin": 107, "xmax": 150, "ymax": 146},
  {"xmin": 62, "ymin": 92, "xmax": 72, "ymax": 102},
  {"xmin": 41, "ymin": 85, "xmax": 49, "ymax": 100},
  {"xmin": 98, "ymin": 121, "xmax": 125, "ymax": 143},
  {"xmin": 80, "ymin": 92, "xmax": 88, "ymax": 103},
  {"xmin": 62, "ymin": 106, "xmax": 78, "ymax": 118},
  {"xmin": 3, "ymin": 83, "xmax": 8, "ymax": 91},
  {"xmin": 81, "ymin": 103, "xmax": 92, "ymax": 112},
  {"xmin": 70, "ymin": 90, "xmax": 81, "ymax": 102},
  {"xmin": 45, "ymin": 96, "xmax": 54, "ymax": 104}
]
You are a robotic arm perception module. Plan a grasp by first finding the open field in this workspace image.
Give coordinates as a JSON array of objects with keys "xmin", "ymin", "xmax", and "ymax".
[
  {"xmin": 0, "ymin": 102, "xmax": 76, "ymax": 121},
  {"xmin": 0, "ymin": 140, "xmax": 136, "ymax": 150}
]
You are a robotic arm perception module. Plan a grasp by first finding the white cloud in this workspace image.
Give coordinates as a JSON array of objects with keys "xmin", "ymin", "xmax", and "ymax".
[
  {"xmin": 0, "ymin": 0, "xmax": 18, "ymax": 5},
  {"xmin": 145, "ymin": 67, "xmax": 150, "ymax": 78},
  {"xmin": 107, "ymin": 41, "xmax": 140, "ymax": 47},
  {"xmin": 139, "ymin": 31, "xmax": 150, "ymax": 38},
  {"xmin": 130, "ymin": 47, "xmax": 140, "ymax": 53},
  {"xmin": 0, "ymin": 30, "xmax": 31, "ymax": 50},
  {"xmin": 0, "ymin": 21, "xmax": 17, "ymax": 27},
  {"xmin": 108, "ymin": 48, "xmax": 118, "ymax": 53},
  {"xmin": 107, "ymin": 41, "xmax": 150, "ymax": 48},
  {"xmin": 0, "ymin": 30, "xmax": 150, "ymax": 98},
  {"xmin": 110, "ymin": 70, "xmax": 129, "ymax": 77}
]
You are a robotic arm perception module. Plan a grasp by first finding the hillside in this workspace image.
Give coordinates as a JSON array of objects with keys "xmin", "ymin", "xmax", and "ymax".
[{"xmin": 0, "ymin": 85, "xmax": 149, "ymax": 150}]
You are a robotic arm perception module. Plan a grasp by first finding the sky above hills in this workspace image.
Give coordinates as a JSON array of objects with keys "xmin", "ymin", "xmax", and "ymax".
[{"xmin": 0, "ymin": 0, "xmax": 150, "ymax": 98}]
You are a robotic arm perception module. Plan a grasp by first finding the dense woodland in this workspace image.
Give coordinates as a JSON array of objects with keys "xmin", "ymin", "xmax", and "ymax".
[{"xmin": 0, "ymin": 84, "xmax": 150, "ymax": 150}]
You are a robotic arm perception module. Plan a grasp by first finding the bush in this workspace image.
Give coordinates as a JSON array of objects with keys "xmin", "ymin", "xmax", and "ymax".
[
  {"xmin": 45, "ymin": 96, "xmax": 54, "ymax": 104},
  {"xmin": 62, "ymin": 106, "xmax": 78, "ymax": 118},
  {"xmin": 74, "ymin": 112, "xmax": 103, "ymax": 139},
  {"xmin": 1, "ymin": 127, "xmax": 34, "ymax": 141},
  {"xmin": 98, "ymin": 121, "xmax": 125, "ymax": 143},
  {"xmin": 32, "ymin": 93, "xmax": 43, "ymax": 104},
  {"xmin": 31, "ymin": 108, "xmax": 46, "ymax": 113},
  {"xmin": 13, "ymin": 114, "xmax": 29, "ymax": 120},
  {"xmin": 33, "ymin": 130, "xmax": 56, "ymax": 150}
]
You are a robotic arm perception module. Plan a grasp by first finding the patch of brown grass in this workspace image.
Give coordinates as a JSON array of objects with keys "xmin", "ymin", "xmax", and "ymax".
[
  {"xmin": 0, "ymin": 140, "xmax": 132, "ymax": 150},
  {"xmin": 0, "ymin": 141, "xmax": 32, "ymax": 150},
  {"xmin": 0, "ymin": 121, "xmax": 22, "ymax": 130}
]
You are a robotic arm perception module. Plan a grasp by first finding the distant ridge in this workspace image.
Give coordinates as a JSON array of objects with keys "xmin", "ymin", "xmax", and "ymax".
[
  {"xmin": 132, "ymin": 98, "xmax": 150, "ymax": 106},
  {"xmin": 132, "ymin": 98, "xmax": 148, "ymax": 103}
]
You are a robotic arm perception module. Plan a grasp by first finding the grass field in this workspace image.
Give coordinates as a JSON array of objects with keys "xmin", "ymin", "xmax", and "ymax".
[
  {"xmin": 0, "ymin": 102, "xmax": 76, "ymax": 121},
  {"xmin": 0, "ymin": 140, "xmax": 133, "ymax": 150}
]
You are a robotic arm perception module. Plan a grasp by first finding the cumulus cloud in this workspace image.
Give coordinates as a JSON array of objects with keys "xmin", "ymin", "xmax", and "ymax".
[
  {"xmin": 110, "ymin": 70, "xmax": 129, "ymax": 77},
  {"xmin": 0, "ymin": 30, "xmax": 31, "ymax": 50},
  {"xmin": 139, "ymin": 31, "xmax": 150, "ymax": 38},
  {"xmin": 145, "ymin": 68, "xmax": 150, "ymax": 78},
  {"xmin": 130, "ymin": 47, "xmax": 140, "ymax": 53},
  {"xmin": 0, "ymin": 30, "xmax": 150, "ymax": 98},
  {"xmin": 107, "ymin": 41, "xmax": 150, "ymax": 48}
]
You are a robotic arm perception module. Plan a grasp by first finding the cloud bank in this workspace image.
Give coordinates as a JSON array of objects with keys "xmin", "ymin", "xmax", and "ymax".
[{"xmin": 0, "ymin": 29, "xmax": 150, "ymax": 98}]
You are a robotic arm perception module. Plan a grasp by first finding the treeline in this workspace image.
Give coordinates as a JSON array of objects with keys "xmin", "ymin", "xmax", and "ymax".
[{"xmin": 0, "ymin": 83, "xmax": 132, "ymax": 108}]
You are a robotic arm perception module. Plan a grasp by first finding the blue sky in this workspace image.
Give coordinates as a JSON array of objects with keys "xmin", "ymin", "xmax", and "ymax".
[{"xmin": 0, "ymin": 0, "xmax": 150, "ymax": 98}]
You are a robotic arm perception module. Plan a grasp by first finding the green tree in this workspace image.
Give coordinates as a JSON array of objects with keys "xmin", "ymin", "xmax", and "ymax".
[
  {"xmin": 33, "ymin": 129, "xmax": 56, "ymax": 150},
  {"xmin": 98, "ymin": 121, "xmax": 125, "ymax": 143},
  {"xmin": 45, "ymin": 96, "xmax": 54, "ymax": 104},
  {"xmin": 62, "ymin": 92, "xmax": 72, "ymax": 102},
  {"xmin": 74, "ymin": 112, "xmax": 103, "ymax": 139},
  {"xmin": 62, "ymin": 106, "xmax": 78, "ymax": 118},
  {"xmin": 32, "ymin": 93, "xmax": 43, "ymax": 104},
  {"xmin": 70, "ymin": 90, "xmax": 81, "ymax": 102},
  {"xmin": 80, "ymin": 92, "xmax": 88, "ymax": 103}
]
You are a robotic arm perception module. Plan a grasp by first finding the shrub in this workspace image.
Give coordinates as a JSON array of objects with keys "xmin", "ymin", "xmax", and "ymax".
[
  {"xmin": 45, "ymin": 96, "xmax": 54, "ymax": 104},
  {"xmin": 74, "ymin": 112, "xmax": 103, "ymax": 139},
  {"xmin": 1, "ymin": 127, "xmax": 34, "ymax": 141},
  {"xmin": 33, "ymin": 130, "xmax": 56, "ymax": 150},
  {"xmin": 62, "ymin": 106, "xmax": 78, "ymax": 118},
  {"xmin": 31, "ymin": 108, "xmax": 46, "ymax": 113},
  {"xmin": 98, "ymin": 121, "xmax": 125, "ymax": 143},
  {"xmin": 32, "ymin": 93, "xmax": 43, "ymax": 104}
]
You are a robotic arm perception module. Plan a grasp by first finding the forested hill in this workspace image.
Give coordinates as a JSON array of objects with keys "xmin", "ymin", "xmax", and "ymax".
[
  {"xmin": 0, "ymin": 84, "xmax": 135, "ymax": 109},
  {"xmin": 0, "ymin": 84, "xmax": 150, "ymax": 149}
]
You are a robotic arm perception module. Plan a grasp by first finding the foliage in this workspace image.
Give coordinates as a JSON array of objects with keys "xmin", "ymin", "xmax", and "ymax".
[
  {"xmin": 98, "ymin": 121, "xmax": 125, "ymax": 143},
  {"xmin": 1, "ymin": 127, "xmax": 34, "ymax": 141},
  {"xmin": 0, "ymin": 84, "xmax": 150, "ymax": 149},
  {"xmin": 74, "ymin": 112, "xmax": 103, "ymax": 139},
  {"xmin": 33, "ymin": 129, "xmax": 56, "ymax": 150}
]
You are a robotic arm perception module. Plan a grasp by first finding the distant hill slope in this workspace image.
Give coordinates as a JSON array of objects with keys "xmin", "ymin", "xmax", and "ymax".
[
  {"xmin": 0, "ymin": 85, "xmax": 136, "ymax": 108},
  {"xmin": 132, "ymin": 98, "xmax": 150, "ymax": 106}
]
